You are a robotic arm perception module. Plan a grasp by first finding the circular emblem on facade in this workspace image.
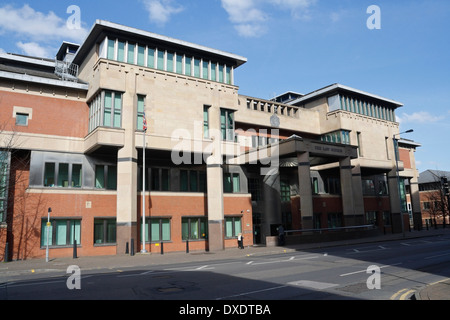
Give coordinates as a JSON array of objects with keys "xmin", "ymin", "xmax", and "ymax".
[{"xmin": 270, "ymin": 114, "xmax": 280, "ymax": 128}]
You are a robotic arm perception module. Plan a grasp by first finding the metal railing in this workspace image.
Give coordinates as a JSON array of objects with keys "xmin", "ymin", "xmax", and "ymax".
[{"xmin": 285, "ymin": 224, "xmax": 377, "ymax": 235}]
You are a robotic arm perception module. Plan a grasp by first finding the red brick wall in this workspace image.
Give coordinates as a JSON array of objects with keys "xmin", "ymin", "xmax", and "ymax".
[{"xmin": 0, "ymin": 90, "xmax": 89, "ymax": 138}]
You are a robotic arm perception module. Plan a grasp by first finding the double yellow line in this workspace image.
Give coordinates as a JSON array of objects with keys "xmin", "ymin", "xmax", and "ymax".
[{"xmin": 390, "ymin": 288, "xmax": 415, "ymax": 300}]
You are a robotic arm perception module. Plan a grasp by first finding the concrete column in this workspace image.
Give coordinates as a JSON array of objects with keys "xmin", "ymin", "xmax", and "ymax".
[
  {"xmin": 262, "ymin": 169, "xmax": 281, "ymax": 241},
  {"xmin": 297, "ymin": 152, "xmax": 313, "ymax": 229},
  {"xmin": 351, "ymin": 163, "xmax": 365, "ymax": 225},
  {"xmin": 409, "ymin": 177, "xmax": 422, "ymax": 230},
  {"xmin": 206, "ymin": 163, "xmax": 225, "ymax": 251},
  {"xmin": 388, "ymin": 167, "xmax": 402, "ymax": 233},
  {"xmin": 340, "ymin": 157, "xmax": 355, "ymax": 226}
]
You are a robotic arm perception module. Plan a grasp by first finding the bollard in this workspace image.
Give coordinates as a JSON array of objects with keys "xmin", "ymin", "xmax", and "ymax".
[
  {"xmin": 186, "ymin": 240, "xmax": 189, "ymax": 254},
  {"xmin": 73, "ymin": 240, "xmax": 78, "ymax": 259},
  {"xmin": 4, "ymin": 242, "xmax": 8, "ymax": 263},
  {"xmin": 130, "ymin": 239, "xmax": 135, "ymax": 256},
  {"xmin": 125, "ymin": 242, "xmax": 129, "ymax": 254},
  {"xmin": 161, "ymin": 242, "xmax": 164, "ymax": 255}
]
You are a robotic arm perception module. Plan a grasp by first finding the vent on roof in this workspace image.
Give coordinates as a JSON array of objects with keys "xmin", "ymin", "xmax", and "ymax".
[{"xmin": 54, "ymin": 60, "xmax": 79, "ymax": 82}]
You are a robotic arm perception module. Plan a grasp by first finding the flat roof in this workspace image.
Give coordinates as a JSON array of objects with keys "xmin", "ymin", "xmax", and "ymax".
[
  {"xmin": 289, "ymin": 83, "xmax": 404, "ymax": 108},
  {"xmin": 73, "ymin": 20, "xmax": 247, "ymax": 68}
]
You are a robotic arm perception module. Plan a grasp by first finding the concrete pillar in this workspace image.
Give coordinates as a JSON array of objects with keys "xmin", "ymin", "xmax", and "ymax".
[
  {"xmin": 339, "ymin": 157, "xmax": 354, "ymax": 226},
  {"xmin": 409, "ymin": 177, "xmax": 422, "ymax": 230},
  {"xmin": 262, "ymin": 168, "xmax": 281, "ymax": 240},
  {"xmin": 351, "ymin": 163, "xmax": 365, "ymax": 225},
  {"xmin": 388, "ymin": 167, "xmax": 403, "ymax": 233},
  {"xmin": 297, "ymin": 152, "xmax": 313, "ymax": 229},
  {"xmin": 206, "ymin": 163, "xmax": 225, "ymax": 251}
]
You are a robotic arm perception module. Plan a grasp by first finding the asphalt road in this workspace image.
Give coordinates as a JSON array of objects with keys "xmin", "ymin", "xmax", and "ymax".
[{"xmin": 2, "ymin": 234, "xmax": 449, "ymax": 302}]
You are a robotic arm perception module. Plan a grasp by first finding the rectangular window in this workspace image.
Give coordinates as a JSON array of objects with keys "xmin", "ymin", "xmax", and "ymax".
[
  {"xmin": 220, "ymin": 109, "xmax": 235, "ymax": 141},
  {"xmin": 225, "ymin": 66, "xmax": 231, "ymax": 85},
  {"xmin": 280, "ymin": 180, "xmax": 290, "ymax": 202},
  {"xmin": 225, "ymin": 217, "xmax": 242, "ymax": 238},
  {"xmin": 41, "ymin": 219, "xmax": 81, "ymax": 247},
  {"xmin": 202, "ymin": 61, "xmax": 209, "ymax": 79},
  {"xmin": 167, "ymin": 52, "xmax": 174, "ymax": 72},
  {"xmin": 44, "ymin": 163, "xmax": 55, "ymax": 187},
  {"xmin": 137, "ymin": 45, "xmax": 145, "ymax": 66},
  {"xmin": 147, "ymin": 48, "xmax": 155, "ymax": 68},
  {"xmin": 194, "ymin": 58, "xmax": 201, "ymax": 78},
  {"xmin": 218, "ymin": 65, "xmax": 224, "ymax": 83},
  {"xmin": 127, "ymin": 43, "xmax": 135, "ymax": 64},
  {"xmin": 57, "ymin": 163, "xmax": 69, "ymax": 187},
  {"xmin": 95, "ymin": 165, "xmax": 117, "ymax": 190},
  {"xmin": 176, "ymin": 54, "xmax": 183, "ymax": 74},
  {"xmin": 180, "ymin": 170, "xmax": 204, "ymax": 192},
  {"xmin": 182, "ymin": 217, "xmax": 207, "ymax": 240},
  {"xmin": 117, "ymin": 41, "xmax": 125, "ymax": 62},
  {"xmin": 94, "ymin": 218, "xmax": 116, "ymax": 244},
  {"xmin": 15, "ymin": 113, "xmax": 29, "ymax": 126},
  {"xmin": 357, "ymin": 132, "xmax": 363, "ymax": 157},
  {"xmin": 95, "ymin": 165, "xmax": 105, "ymax": 189},
  {"xmin": 185, "ymin": 56, "xmax": 192, "ymax": 76},
  {"xmin": 142, "ymin": 218, "xmax": 171, "ymax": 242},
  {"xmin": 248, "ymin": 178, "xmax": 261, "ymax": 201},
  {"xmin": 312, "ymin": 177, "xmax": 319, "ymax": 195},
  {"xmin": 107, "ymin": 39, "xmax": 115, "ymax": 60},
  {"xmin": 210, "ymin": 63, "xmax": 217, "ymax": 81},
  {"xmin": 137, "ymin": 95, "xmax": 146, "ymax": 131},
  {"xmin": 362, "ymin": 179, "xmax": 376, "ymax": 195},
  {"xmin": 203, "ymin": 105, "xmax": 210, "ymax": 139},
  {"xmin": 157, "ymin": 50, "xmax": 165, "ymax": 70},
  {"xmin": 224, "ymin": 173, "xmax": 240, "ymax": 193},
  {"xmin": 366, "ymin": 211, "xmax": 378, "ymax": 225}
]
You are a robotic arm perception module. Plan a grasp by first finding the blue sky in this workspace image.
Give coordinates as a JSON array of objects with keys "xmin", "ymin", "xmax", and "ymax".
[{"xmin": 0, "ymin": 0, "xmax": 449, "ymax": 172}]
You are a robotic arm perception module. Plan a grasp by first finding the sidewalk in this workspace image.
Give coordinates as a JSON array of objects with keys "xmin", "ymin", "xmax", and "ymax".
[{"xmin": 2, "ymin": 228, "xmax": 449, "ymax": 299}]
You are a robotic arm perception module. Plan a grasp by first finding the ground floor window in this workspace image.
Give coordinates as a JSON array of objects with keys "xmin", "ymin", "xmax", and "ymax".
[
  {"xmin": 41, "ymin": 219, "xmax": 81, "ymax": 247},
  {"xmin": 382, "ymin": 211, "xmax": 391, "ymax": 226},
  {"xmin": 327, "ymin": 212, "xmax": 343, "ymax": 229},
  {"xmin": 94, "ymin": 218, "xmax": 116, "ymax": 244},
  {"xmin": 366, "ymin": 211, "xmax": 378, "ymax": 225},
  {"xmin": 225, "ymin": 216, "xmax": 242, "ymax": 238},
  {"xmin": 142, "ymin": 218, "xmax": 171, "ymax": 242},
  {"xmin": 182, "ymin": 217, "xmax": 207, "ymax": 240}
]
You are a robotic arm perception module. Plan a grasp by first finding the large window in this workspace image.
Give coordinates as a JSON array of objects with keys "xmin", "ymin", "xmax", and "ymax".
[
  {"xmin": 203, "ymin": 105, "xmax": 210, "ymax": 139},
  {"xmin": 220, "ymin": 109, "xmax": 235, "ymax": 141},
  {"xmin": 224, "ymin": 173, "xmax": 240, "ymax": 193},
  {"xmin": 137, "ymin": 95, "xmax": 146, "ymax": 131},
  {"xmin": 103, "ymin": 38, "xmax": 234, "ymax": 85},
  {"xmin": 225, "ymin": 216, "xmax": 242, "ymax": 238},
  {"xmin": 95, "ymin": 165, "xmax": 117, "ymax": 190},
  {"xmin": 0, "ymin": 151, "xmax": 10, "ymax": 223},
  {"xmin": 280, "ymin": 180, "xmax": 291, "ymax": 202},
  {"xmin": 41, "ymin": 219, "xmax": 81, "ymax": 247},
  {"xmin": 44, "ymin": 162, "xmax": 83, "ymax": 188},
  {"xmin": 94, "ymin": 218, "xmax": 116, "ymax": 244},
  {"xmin": 182, "ymin": 217, "xmax": 207, "ymax": 240},
  {"xmin": 180, "ymin": 170, "xmax": 206, "ymax": 192},
  {"xmin": 142, "ymin": 218, "xmax": 171, "ymax": 242},
  {"xmin": 89, "ymin": 90, "xmax": 123, "ymax": 133}
]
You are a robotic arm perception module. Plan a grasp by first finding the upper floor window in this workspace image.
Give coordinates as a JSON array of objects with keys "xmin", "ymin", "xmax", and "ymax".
[
  {"xmin": 89, "ymin": 90, "xmax": 123, "ymax": 133},
  {"xmin": 44, "ymin": 162, "xmax": 83, "ymax": 188},
  {"xmin": 220, "ymin": 109, "xmax": 235, "ymax": 142}
]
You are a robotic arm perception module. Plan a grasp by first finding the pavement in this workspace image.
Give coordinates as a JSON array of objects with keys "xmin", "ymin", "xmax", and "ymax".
[{"xmin": 1, "ymin": 227, "xmax": 449, "ymax": 300}]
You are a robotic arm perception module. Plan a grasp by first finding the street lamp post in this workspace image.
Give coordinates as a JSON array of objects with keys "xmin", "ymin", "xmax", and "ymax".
[
  {"xmin": 46, "ymin": 207, "xmax": 52, "ymax": 262},
  {"xmin": 393, "ymin": 129, "xmax": 414, "ymax": 238}
]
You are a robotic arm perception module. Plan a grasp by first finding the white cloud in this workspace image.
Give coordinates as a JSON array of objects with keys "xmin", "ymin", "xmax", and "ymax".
[
  {"xmin": 398, "ymin": 111, "xmax": 445, "ymax": 124},
  {"xmin": 142, "ymin": 0, "xmax": 184, "ymax": 26},
  {"xmin": 0, "ymin": 4, "xmax": 87, "ymax": 43},
  {"xmin": 16, "ymin": 42, "xmax": 55, "ymax": 59},
  {"xmin": 221, "ymin": 0, "xmax": 316, "ymax": 37}
]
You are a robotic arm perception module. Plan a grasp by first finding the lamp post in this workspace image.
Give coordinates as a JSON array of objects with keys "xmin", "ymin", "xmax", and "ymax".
[
  {"xmin": 393, "ymin": 129, "xmax": 414, "ymax": 238},
  {"xmin": 46, "ymin": 207, "xmax": 52, "ymax": 262}
]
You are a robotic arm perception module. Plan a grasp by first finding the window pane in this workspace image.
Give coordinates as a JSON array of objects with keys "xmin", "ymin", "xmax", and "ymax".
[
  {"xmin": 225, "ymin": 218, "xmax": 233, "ymax": 238},
  {"xmin": 167, "ymin": 52, "xmax": 174, "ymax": 72},
  {"xmin": 147, "ymin": 48, "xmax": 155, "ymax": 68},
  {"xmin": 211, "ymin": 63, "xmax": 216, "ymax": 81},
  {"xmin": 57, "ymin": 163, "xmax": 69, "ymax": 188},
  {"xmin": 234, "ymin": 218, "xmax": 242, "ymax": 236},
  {"xmin": 233, "ymin": 174, "xmax": 240, "ymax": 193},
  {"xmin": 219, "ymin": 65, "xmax": 224, "ymax": 83},
  {"xmin": 224, "ymin": 173, "xmax": 232, "ymax": 193},
  {"xmin": 107, "ymin": 39, "xmax": 115, "ymax": 60},
  {"xmin": 185, "ymin": 57, "xmax": 192, "ymax": 76},
  {"xmin": 176, "ymin": 54, "xmax": 183, "ymax": 74},
  {"xmin": 137, "ymin": 45, "xmax": 145, "ymax": 66},
  {"xmin": 202, "ymin": 61, "xmax": 208, "ymax": 79},
  {"xmin": 200, "ymin": 220, "xmax": 207, "ymax": 239},
  {"xmin": 161, "ymin": 169, "xmax": 169, "ymax": 191},
  {"xmin": 190, "ymin": 171, "xmax": 198, "ymax": 192},
  {"xmin": 151, "ymin": 219, "xmax": 160, "ymax": 242},
  {"xmin": 127, "ymin": 43, "xmax": 135, "ymax": 64},
  {"xmin": 182, "ymin": 218, "xmax": 189, "ymax": 240},
  {"xmin": 180, "ymin": 170, "xmax": 188, "ymax": 192},
  {"xmin": 157, "ymin": 50, "xmax": 165, "ymax": 70},
  {"xmin": 44, "ymin": 163, "xmax": 55, "ymax": 187},
  {"xmin": 56, "ymin": 220, "xmax": 67, "ymax": 246},
  {"xmin": 106, "ymin": 220, "xmax": 116, "ymax": 243},
  {"xmin": 72, "ymin": 164, "xmax": 82, "ymax": 188},
  {"xmin": 15, "ymin": 113, "xmax": 28, "ymax": 126},
  {"xmin": 162, "ymin": 219, "xmax": 171, "ymax": 241},
  {"xmin": 194, "ymin": 58, "xmax": 200, "ymax": 77},
  {"xmin": 117, "ymin": 41, "xmax": 125, "ymax": 62},
  {"xmin": 151, "ymin": 168, "xmax": 160, "ymax": 191},
  {"xmin": 69, "ymin": 220, "xmax": 81, "ymax": 245},
  {"xmin": 191, "ymin": 219, "xmax": 199, "ymax": 239},
  {"xmin": 94, "ymin": 220, "xmax": 104, "ymax": 244},
  {"xmin": 107, "ymin": 166, "xmax": 117, "ymax": 190},
  {"xmin": 226, "ymin": 66, "xmax": 231, "ymax": 84},
  {"xmin": 95, "ymin": 165, "xmax": 105, "ymax": 189}
]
